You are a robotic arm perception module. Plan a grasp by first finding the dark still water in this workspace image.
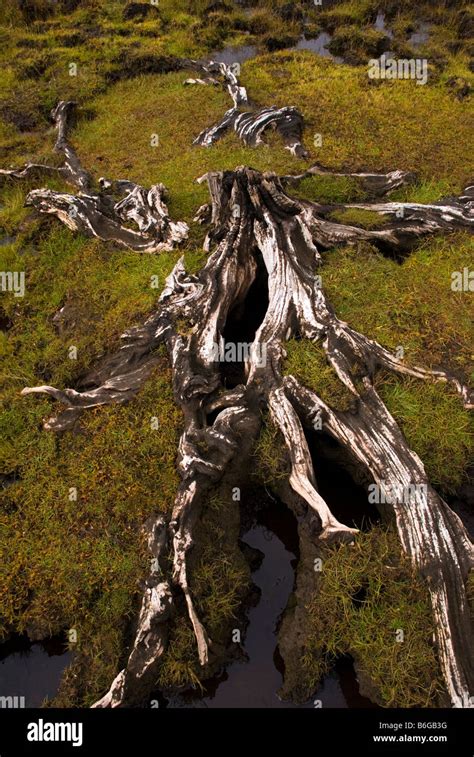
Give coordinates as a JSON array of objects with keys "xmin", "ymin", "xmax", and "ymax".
[
  {"xmin": 197, "ymin": 514, "xmax": 297, "ymax": 708},
  {"xmin": 166, "ymin": 497, "xmax": 377, "ymax": 709},
  {"xmin": 0, "ymin": 479, "xmax": 381, "ymax": 709},
  {"xmin": 0, "ymin": 634, "xmax": 71, "ymax": 708}
]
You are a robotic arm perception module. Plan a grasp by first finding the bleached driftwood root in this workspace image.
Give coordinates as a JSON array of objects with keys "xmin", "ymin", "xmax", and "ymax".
[
  {"xmin": 1, "ymin": 101, "xmax": 188, "ymax": 253},
  {"xmin": 281, "ymin": 162, "xmax": 416, "ymax": 196},
  {"xmin": 26, "ymin": 180, "xmax": 189, "ymax": 253},
  {"xmin": 184, "ymin": 59, "xmax": 308, "ymax": 157},
  {"xmin": 0, "ymin": 101, "xmax": 91, "ymax": 190},
  {"xmin": 92, "ymin": 516, "xmax": 172, "ymax": 708},
  {"xmin": 194, "ymin": 105, "xmax": 308, "ymax": 157},
  {"xmin": 20, "ymin": 161, "xmax": 473, "ymax": 706},
  {"xmin": 185, "ymin": 60, "xmax": 249, "ymax": 108}
]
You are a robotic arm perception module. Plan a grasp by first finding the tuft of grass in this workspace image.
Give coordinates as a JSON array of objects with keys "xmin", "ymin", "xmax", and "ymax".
[
  {"xmin": 389, "ymin": 178, "xmax": 459, "ymax": 204},
  {"xmin": 299, "ymin": 526, "xmax": 446, "ymax": 708},
  {"xmin": 156, "ymin": 623, "xmax": 204, "ymax": 691},
  {"xmin": 253, "ymin": 418, "xmax": 290, "ymax": 486},
  {"xmin": 317, "ymin": 0, "xmax": 378, "ymax": 30},
  {"xmin": 327, "ymin": 25, "xmax": 388, "ymax": 64}
]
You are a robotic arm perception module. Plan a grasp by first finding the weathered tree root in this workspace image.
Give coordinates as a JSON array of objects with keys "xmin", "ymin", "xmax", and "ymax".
[
  {"xmin": 1, "ymin": 101, "xmax": 188, "ymax": 253},
  {"xmin": 285, "ymin": 376, "xmax": 474, "ymax": 708},
  {"xmin": 302, "ymin": 185, "xmax": 474, "ymax": 253},
  {"xmin": 185, "ymin": 60, "xmax": 249, "ymax": 108},
  {"xmin": 184, "ymin": 59, "xmax": 308, "ymax": 157},
  {"xmin": 20, "ymin": 163, "xmax": 473, "ymax": 707},
  {"xmin": 93, "ymin": 516, "xmax": 172, "ymax": 708},
  {"xmin": 0, "ymin": 101, "xmax": 91, "ymax": 190},
  {"xmin": 194, "ymin": 105, "xmax": 308, "ymax": 157},
  {"xmin": 281, "ymin": 162, "xmax": 417, "ymax": 197},
  {"xmin": 25, "ymin": 181, "xmax": 189, "ymax": 253}
]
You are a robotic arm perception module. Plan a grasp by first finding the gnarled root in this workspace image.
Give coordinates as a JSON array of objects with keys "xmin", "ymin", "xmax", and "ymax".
[
  {"xmin": 285, "ymin": 375, "xmax": 474, "ymax": 707},
  {"xmin": 21, "ymin": 161, "xmax": 473, "ymax": 707},
  {"xmin": 1, "ymin": 101, "xmax": 188, "ymax": 253},
  {"xmin": 92, "ymin": 516, "xmax": 172, "ymax": 708}
]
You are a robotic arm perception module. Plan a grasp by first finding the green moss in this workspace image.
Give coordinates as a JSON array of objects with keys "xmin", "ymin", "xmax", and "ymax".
[
  {"xmin": 328, "ymin": 206, "xmax": 388, "ymax": 228},
  {"xmin": 262, "ymin": 26, "xmax": 300, "ymax": 53},
  {"xmin": 292, "ymin": 174, "xmax": 366, "ymax": 204},
  {"xmin": 192, "ymin": 546, "xmax": 248, "ymax": 639},
  {"xmin": 376, "ymin": 376, "xmax": 472, "ymax": 492},
  {"xmin": 301, "ymin": 526, "xmax": 446, "ymax": 708},
  {"xmin": 284, "ymin": 339, "xmax": 356, "ymax": 412},
  {"xmin": 253, "ymin": 418, "xmax": 290, "ymax": 487},
  {"xmin": 0, "ymin": 227, "xmax": 189, "ymax": 391},
  {"xmin": 0, "ymin": 176, "xmax": 65, "ymax": 233}
]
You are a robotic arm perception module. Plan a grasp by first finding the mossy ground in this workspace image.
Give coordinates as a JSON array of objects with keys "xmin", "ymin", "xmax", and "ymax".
[
  {"xmin": 327, "ymin": 207, "xmax": 390, "ymax": 229},
  {"xmin": 0, "ymin": 0, "xmax": 472, "ymax": 706},
  {"xmin": 1, "ymin": 355, "xmax": 182, "ymax": 705},
  {"xmin": 301, "ymin": 527, "xmax": 446, "ymax": 708}
]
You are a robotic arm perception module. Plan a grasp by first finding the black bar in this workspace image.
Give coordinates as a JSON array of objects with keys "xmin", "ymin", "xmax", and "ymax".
[{"xmin": 0, "ymin": 708, "xmax": 471, "ymax": 756}]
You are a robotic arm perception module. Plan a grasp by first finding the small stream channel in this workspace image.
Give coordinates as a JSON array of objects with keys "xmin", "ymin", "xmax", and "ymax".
[
  {"xmin": 172, "ymin": 500, "xmax": 300, "ymax": 708},
  {"xmin": 164, "ymin": 481, "xmax": 379, "ymax": 709}
]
